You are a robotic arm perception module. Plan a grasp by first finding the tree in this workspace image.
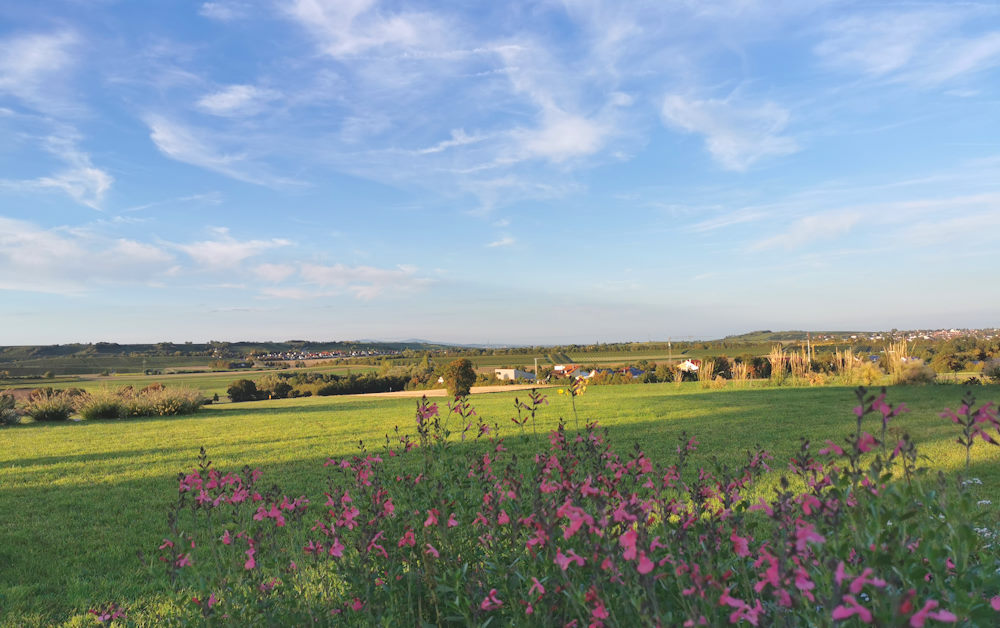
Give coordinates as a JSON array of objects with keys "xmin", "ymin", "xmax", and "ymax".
[
  {"xmin": 441, "ymin": 358, "xmax": 476, "ymax": 398},
  {"xmin": 227, "ymin": 379, "xmax": 258, "ymax": 402}
]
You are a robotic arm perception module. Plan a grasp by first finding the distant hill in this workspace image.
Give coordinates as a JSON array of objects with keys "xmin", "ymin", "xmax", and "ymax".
[{"xmin": 722, "ymin": 330, "xmax": 869, "ymax": 342}]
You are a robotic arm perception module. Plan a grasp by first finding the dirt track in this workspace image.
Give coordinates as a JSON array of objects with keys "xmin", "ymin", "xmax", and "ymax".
[{"xmin": 360, "ymin": 384, "xmax": 555, "ymax": 398}]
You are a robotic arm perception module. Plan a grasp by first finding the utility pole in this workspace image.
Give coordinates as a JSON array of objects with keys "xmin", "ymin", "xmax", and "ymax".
[
  {"xmin": 534, "ymin": 357, "xmax": 538, "ymax": 381},
  {"xmin": 668, "ymin": 338, "xmax": 672, "ymax": 363}
]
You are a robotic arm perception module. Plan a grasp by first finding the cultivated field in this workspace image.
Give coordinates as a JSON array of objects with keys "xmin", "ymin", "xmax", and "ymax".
[{"xmin": 1, "ymin": 382, "xmax": 998, "ymax": 625}]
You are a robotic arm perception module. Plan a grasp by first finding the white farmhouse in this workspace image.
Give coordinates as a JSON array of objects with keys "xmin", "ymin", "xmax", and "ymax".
[{"xmin": 494, "ymin": 368, "xmax": 535, "ymax": 381}]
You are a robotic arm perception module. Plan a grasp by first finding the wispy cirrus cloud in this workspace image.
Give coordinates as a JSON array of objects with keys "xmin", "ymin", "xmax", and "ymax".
[
  {"xmin": 662, "ymin": 94, "xmax": 799, "ymax": 171},
  {"xmin": 0, "ymin": 134, "xmax": 113, "ymax": 210},
  {"xmin": 199, "ymin": 1, "xmax": 254, "ymax": 21},
  {"xmin": 197, "ymin": 84, "xmax": 281, "ymax": 116},
  {"xmin": 282, "ymin": 0, "xmax": 449, "ymax": 58},
  {"xmin": 815, "ymin": 8, "xmax": 1000, "ymax": 85},
  {"xmin": 0, "ymin": 30, "xmax": 80, "ymax": 114},
  {"xmin": 751, "ymin": 211, "xmax": 862, "ymax": 251},
  {"xmin": 145, "ymin": 115, "xmax": 297, "ymax": 186}
]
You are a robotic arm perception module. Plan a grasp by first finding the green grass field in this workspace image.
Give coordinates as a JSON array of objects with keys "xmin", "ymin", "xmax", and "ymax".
[
  {"xmin": 0, "ymin": 364, "xmax": 380, "ymax": 398},
  {"xmin": 1, "ymin": 382, "xmax": 998, "ymax": 626}
]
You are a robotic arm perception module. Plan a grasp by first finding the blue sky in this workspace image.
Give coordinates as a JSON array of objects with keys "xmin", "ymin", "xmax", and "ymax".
[{"xmin": 1, "ymin": 0, "xmax": 999, "ymax": 345}]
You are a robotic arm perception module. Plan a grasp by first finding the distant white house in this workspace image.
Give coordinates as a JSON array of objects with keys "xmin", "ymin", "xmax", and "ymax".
[
  {"xmin": 677, "ymin": 359, "xmax": 701, "ymax": 373},
  {"xmin": 495, "ymin": 368, "xmax": 535, "ymax": 381}
]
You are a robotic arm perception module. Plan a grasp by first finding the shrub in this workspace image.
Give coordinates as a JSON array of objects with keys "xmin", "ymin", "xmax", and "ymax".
[
  {"xmin": 76, "ymin": 389, "xmax": 125, "ymax": 420},
  {"xmin": 227, "ymin": 379, "xmax": 258, "ymax": 402},
  {"xmin": 896, "ymin": 359, "xmax": 937, "ymax": 385},
  {"xmin": 983, "ymin": 358, "xmax": 1000, "ymax": 383},
  {"xmin": 24, "ymin": 391, "xmax": 76, "ymax": 421},
  {"xmin": 0, "ymin": 393, "xmax": 20, "ymax": 426}
]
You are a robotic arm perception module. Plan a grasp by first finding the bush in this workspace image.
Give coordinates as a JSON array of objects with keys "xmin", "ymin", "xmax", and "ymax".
[
  {"xmin": 76, "ymin": 389, "xmax": 125, "ymax": 420},
  {"xmin": 0, "ymin": 393, "xmax": 20, "ymax": 426},
  {"xmin": 983, "ymin": 358, "xmax": 1000, "ymax": 383},
  {"xmin": 24, "ymin": 391, "xmax": 76, "ymax": 421},
  {"xmin": 896, "ymin": 359, "xmax": 937, "ymax": 385},
  {"xmin": 227, "ymin": 379, "xmax": 258, "ymax": 402}
]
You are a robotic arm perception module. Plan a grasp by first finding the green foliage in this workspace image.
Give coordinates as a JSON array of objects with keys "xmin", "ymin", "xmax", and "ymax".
[
  {"xmin": 76, "ymin": 389, "xmax": 125, "ymax": 420},
  {"xmin": 897, "ymin": 359, "xmax": 937, "ymax": 385},
  {"xmin": 0, "ymin": 393, "xmax": 19, "ymax": 426},
  {"xmin": 983, "ymin": 359, "xmax": 1000, "ymax": 383},
  {"xmin": 24, "ymin": 390, "xmax": 76, "ymax": 421},
  {"xmin": 227, "ymin": 379, "xmax": 259, "ymax": 402},
  {"xmin": 441, "ymin": 358, "xmax": 476, "ymax": 398}
]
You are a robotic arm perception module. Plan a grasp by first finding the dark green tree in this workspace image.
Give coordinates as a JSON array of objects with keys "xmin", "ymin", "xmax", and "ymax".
[
  {"xmin": 227, "ymin": 379, "xmax": 258, "ymax": 402},
  {"xmin": 441, "ymin": 358, "xmax": 476, "ymax": 398}
]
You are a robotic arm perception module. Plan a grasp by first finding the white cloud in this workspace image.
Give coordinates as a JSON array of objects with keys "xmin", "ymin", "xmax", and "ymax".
[
  {"xmin": 815, "ymin": 9, "xmax": 1000, "ymax": 85},
  {"xmin": 415, "ymin": 129, "xmax": 485, "ymax": 155},
  {"xmin": 0, "ymin": 217, "xmax": 173, "ymax": 293},
  {"xmin": 253, "ymin": 262, "xmax": 296, "ymax": 282},
  {"xmin": 35, "ymin": 136, "xmax": 113, "ymax": 209},
  {"xmin": 300, "ymin": 262, "xmax": 422, "ymax": 299},
  {"xmin": 515, "ymin": 109, "xmax": 608, "ymax": 163},
  {"xmin": 174, "ymin": 228, "xmax": 291, "ymax": 268},
  {"xmin": 199, "ymin": 2, "xmax": 252, "ymax": 21},
  {"xmin": 487, "ymin": 236, "xmax": 515, "ymax": 248},
  {"xmin": 0, "ymin": 135, "xmax": 113, "ymax": 210},
  {"xmin": 197, "ymin": 84, "xmax": 281, "ymax": 116},
  {"xmin": 283, "ymin": 0, "xmax": 447, "ymax": 58},
  {"xmin": 146, "ymin": 115, "xmax": 294, "ymax": 186},
  {"xmin": 0, "ymin": 30, "xmax": 78, "ymax": 112},
  {"xmin": 751, "ymin": 211, "xmax": 862, "ymax": 250},
  {"xmin": 662, "ymin": 94, "xmax": 799, "ymax": 171}
]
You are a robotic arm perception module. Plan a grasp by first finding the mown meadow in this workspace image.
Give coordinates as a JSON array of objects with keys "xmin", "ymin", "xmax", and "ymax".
[{"xmin": 2, "ymin": 382, "xmax": 999, "ymax": 626}]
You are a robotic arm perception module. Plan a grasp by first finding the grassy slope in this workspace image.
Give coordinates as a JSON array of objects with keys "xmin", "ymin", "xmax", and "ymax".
[
  {"xmin": 0, "ymin": 364, "xmax": 379, "ymax": 397},
  {"xmin": 1, "ymin": 383, "xmax": 998, "ymax": 625}
]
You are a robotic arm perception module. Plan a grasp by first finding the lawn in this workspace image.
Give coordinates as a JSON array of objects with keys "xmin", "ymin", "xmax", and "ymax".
[
  {"xmin": 0, "ymin": 364, "xmax": 380, "ymax": 398},
  {"xmin": 1, "ymin": 382, "xmax": 998, "ymax": 626}
]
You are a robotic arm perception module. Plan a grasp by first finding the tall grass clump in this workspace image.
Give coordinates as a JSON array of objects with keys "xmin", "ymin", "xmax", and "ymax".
[
  {"xmin": 24, "ymin": 390, "xmax": 77, "ymax": 421},
  {"xmin": 75, "ymin": 385, "xmax": 206, "ymax": 419},
  {"xmin": 788, "ymin": 347, "xmax": 810, "ymax": 382},
  {"xmin": 731, "ymin": 361, "xmax": 749, "ymax": 388},
  {"xmin": 120, "ymin": 385, "xmax": 205, "ymax": 417},
  {"xmin": 0, "ymin": 392, "xmax": 20, "ymax": 426},
  {"xmin": 767, "ymin": 344, "xmax": 787, "ymax": 385},
  {"xmin": 885, "ymin": 338, "xmax": 910, "ymax": 385},
  {"xmin": 76, "ymin": 388, "xmax": 125, "ymax": 420},
  {"xmin": 697, "ymin": 360, "xmax": 716, "ymax": 389}
]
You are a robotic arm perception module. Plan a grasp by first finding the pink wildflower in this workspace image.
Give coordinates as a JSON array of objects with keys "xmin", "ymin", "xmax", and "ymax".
[
  {"xmin": 424, "ymin": 509, "xmax": 439, "ymax": 527},
  {"xmin": 398, "ymin": 530, "xmax": 416, "ymax": 548},
  {"xmin": 555, "ymin": 548, "xmax": 586, "ymax": 570},
  {"xmin": 832, "ymin": 595, "xmax": 872, "ymax": 623},
  {"xmin": 909, "ymin": 600, "xmax": 957, "ymax": 627},
  {"xmin": 731, "ymin": 532, "xmax": 751, "ymax": 557},
  {"xmin": 480, "ymin": 589, "xmax": 503, "ymax": 611},
  {"xmin": 637, "ymin": 551, "xmax": 654, "ymax": 575},
  {"xmin": 425, "ymin": 544, "xmax": 439, "ymax": 558},
  {"xmin": 529, "ymin": 577, "xmax": 546, "ymax": 597}
]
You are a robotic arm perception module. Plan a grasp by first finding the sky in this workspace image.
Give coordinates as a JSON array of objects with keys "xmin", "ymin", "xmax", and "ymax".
[{"xmin": 1, "ymin": 0, "xmax": 999, "ymax": 345}]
